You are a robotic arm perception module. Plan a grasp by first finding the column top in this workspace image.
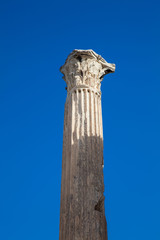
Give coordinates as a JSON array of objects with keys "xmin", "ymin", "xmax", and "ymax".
[{"xmin": 60, "ymin": 49, "xmax": 115, "ymax": 93}]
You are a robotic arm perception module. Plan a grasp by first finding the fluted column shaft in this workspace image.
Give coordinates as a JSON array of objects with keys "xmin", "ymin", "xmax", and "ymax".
[{"xmin": 59, "ymin": 50, "xmax": 115, "ymax": 240}]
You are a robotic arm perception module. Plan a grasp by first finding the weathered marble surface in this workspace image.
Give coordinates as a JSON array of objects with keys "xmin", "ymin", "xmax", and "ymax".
[{"xmin": 59, "ymin": 50, "xmax": 115, "ymax": 240}]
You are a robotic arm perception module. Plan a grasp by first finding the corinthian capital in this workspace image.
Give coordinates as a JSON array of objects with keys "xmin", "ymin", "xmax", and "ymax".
[{"xmin": 60, "ymin": 49, "xmax": 115, "ymax": 93}]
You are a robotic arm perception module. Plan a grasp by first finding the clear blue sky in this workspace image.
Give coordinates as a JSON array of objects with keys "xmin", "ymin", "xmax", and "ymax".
[{"xmin": 0, "ymin": 0, "xmax": 160, "ymax": 239}]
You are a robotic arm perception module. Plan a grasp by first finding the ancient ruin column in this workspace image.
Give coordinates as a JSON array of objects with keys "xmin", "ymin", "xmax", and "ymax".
[{"xmin": 59, "ymin": 49, "xmax": 115, "ymax": 240}]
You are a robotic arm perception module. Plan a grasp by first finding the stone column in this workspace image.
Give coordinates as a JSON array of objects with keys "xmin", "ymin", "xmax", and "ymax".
[{"xmin": 59, "ymin": 49, "xmax": 115, "ymax": 240}]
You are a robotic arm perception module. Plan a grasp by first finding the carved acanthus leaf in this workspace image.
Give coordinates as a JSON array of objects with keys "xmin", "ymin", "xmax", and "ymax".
[{"xmin": 60, "ymin": 49, "xmax": 115, "ymax": 92}]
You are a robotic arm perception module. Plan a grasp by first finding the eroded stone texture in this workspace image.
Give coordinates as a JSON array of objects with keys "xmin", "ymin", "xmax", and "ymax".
[{"xmin": 59, "ymin": 49, "xmax": 115, "ymax": 240}]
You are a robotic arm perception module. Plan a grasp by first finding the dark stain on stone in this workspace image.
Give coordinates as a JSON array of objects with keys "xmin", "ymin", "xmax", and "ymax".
[
  {"xmin": 76, "ymin": 55, "xmax": 82, "ymax": 62},
  {"xmin": 80, "ymin": 70, "xmax": 83, "ymax": 77},
  {"xmin": 94, "ymin": 195, "xmax": 105, "ymax": 213}
]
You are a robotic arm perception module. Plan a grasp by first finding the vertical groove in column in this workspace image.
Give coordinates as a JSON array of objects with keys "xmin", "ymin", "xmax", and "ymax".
[
  {"xmin": 81, "ymin": 89, "xmax": 84, "ymax": 239},
  {"xmin": 66, "ymin": 95, "xmax": 72, "ymax": 239},
  {"xmin": 85, "ymin": 89, "xmax": 89, "ymax": 239},
  {"xmin": 85, "ymin": 89, "xmax": 90, "ymax": 238},
  {"xmin": 81, "ymin": 90, "xmax": 84, "ymax": 139},
  {"xmin": 100, "ymin": 96, "xmax": 103, "ymax": 140},
  {"xmin": 97, "ymin": 96, "xmax": 102, "ymax": 166},
  {"xmin": 73, "ymin": 90, "xmax": 77, "ymax": 239},
  {"xmin": 79, "ymin": 89, "xmax": 83, "ymax": 239},
  {"xmin": 98, "ymin": 96, "xmax": 102, "ymax": 167},
  {"xmin": 94, "ymin": 93, "xmax": 98, "ymax": 170},
  {"xmin": 69, "ymin": 92, "xmax": 75, "ymax": 240},
  {"xmin": 95, "ymin": 93, "xmax": 99, "ymax": 239},
  {"xmin": 65, "ymin": 100, "xmax": 69, "ymax": 240},
  {"xmin": 59, "ymin": 101, "xmax": 67, "ymax": 240},
  {"xmin": 83, "ymin": 89, "xmax": 86, "ymax": 237},
  {"xmin": 90, "ymin": 90, "xmax": 95, "ymax": 238},
  {"xmin": 74, "ymin": 90, "xmax": 78, "ymax": 239},
  {"xmin": 94, "ymin": 93, "xmax": 98, "ymax": 137},
  {"xmin": 75, "ymin": 89, "xmax": 80, "ymax": 239},
  {"xmin": 91, "ymin": 91, "xmax": 95, "ymax": 137},
  {"xmin": 89, "ymin": 90, "xmax": 92, "ymax": 238},
  {"xmin": 97, "ymin": 94, "xmax": 101, "ymax": 167},
  {"xmin": 62, "ymin": 99, "xmax": 69, "ymax": 240},
  {"xmin": 99, "ymin": 96, "xmax": 104, "ymax": 166},
  {"xmin": 94, "ymin": 91, "xmax": 97, "ymax": 240}
]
